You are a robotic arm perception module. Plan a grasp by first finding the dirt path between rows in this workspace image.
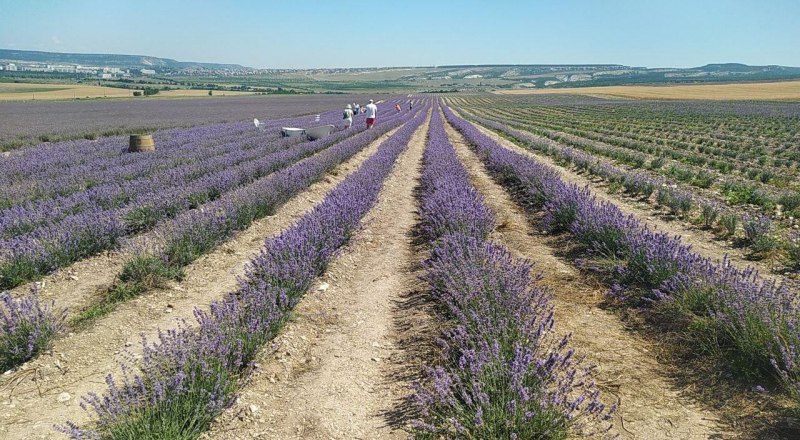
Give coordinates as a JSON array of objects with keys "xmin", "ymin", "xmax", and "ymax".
[
  {"xmin": 444, "ymin": 118, "xmax": 729, "ymax": 439},
  {"xmin": 463, "ymin": 114, "xmax": 788, "ymax": 287},
  {"xmin": 202, "ymin": 114, "xmax": 431, "ymax": 440},
  {"xmin": 5, "ymin": 249, "xmax": 124, "ymax": 316},
  {"xmin": 0, "ymin": 126, "xmax": 403, "ymax": 440}
]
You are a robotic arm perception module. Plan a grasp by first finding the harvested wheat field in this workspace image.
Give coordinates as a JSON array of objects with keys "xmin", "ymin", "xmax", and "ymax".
[
  {"xmin": 0, "ymin": 83, "xmax": 138, "ymax": 101},
  {"xmin": 497, "ymin": 80, "xmax": 800, "ymax": 100},
  {"xmin": 0, "ymin": 82, "xmax": 262, "ymax": 101}
]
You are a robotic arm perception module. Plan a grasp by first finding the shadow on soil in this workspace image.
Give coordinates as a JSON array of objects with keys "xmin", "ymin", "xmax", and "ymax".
[{"xmin": 379, "ymin": 183, "xmax": 441, "ymax": 434}]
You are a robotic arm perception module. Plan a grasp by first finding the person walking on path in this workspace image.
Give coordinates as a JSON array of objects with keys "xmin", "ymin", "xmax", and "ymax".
[
  {"xmin": 395, "ymin": 103, "xmax": 401, "ymax": 113},
  {"xmin": 365, "ymin": 99, "xmax": 378, "ymax": 129},
  {"xmin": 409, "ymin": 101, "xmax": 413, "ymax": 111},
  {"xmin": 343, "ymin": 104, "xmax": 354, "ymax": 128},
  {"xmin": 354, "ymin": 103, "xmax": 360, "ymax": 115}
]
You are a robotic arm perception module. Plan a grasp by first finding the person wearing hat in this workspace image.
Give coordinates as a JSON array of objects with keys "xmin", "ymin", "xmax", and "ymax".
[
  {"xmin": 343, "ymin": 104, "xmax": 354, "ymax": 128},
  {"xmin": 365, "ymin": 99, "xmax": 378, "ymax": 129}
]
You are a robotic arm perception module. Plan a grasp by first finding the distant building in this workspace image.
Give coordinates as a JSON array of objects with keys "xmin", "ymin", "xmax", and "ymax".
[
  {"xmin": 24, "ymin": 64, "xmax": 51, "ymax": 72},
  {"xmin": 568, "ymin": 74, "xmax": 592, "ymax": 82},
  {"xmin": 140, "ymin": 69, "xmax": 156, "ymax": 75},
  {"xmin": 99, "ymin": 73, "xmax": 113, "ymax": 79},
  {"xmin": 51, "ymin": 64, "xmax": 76, "ymax": 73},
  {"xmin": 6, "ymin": 63, "xmax": 17, "ymax": 71},
  {"xmin": 76, "ymin": 65, "xmax": 99, "ymax": 74},
  {"xmin": 464, "ymin": 74, "xmax": 483, "ymax": 79}
]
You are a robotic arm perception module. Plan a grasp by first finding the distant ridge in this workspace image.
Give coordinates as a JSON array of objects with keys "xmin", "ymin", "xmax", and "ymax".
[
  {"xmin": 0, "ymin": 49, "xmax": 249, "ymax": 71},
  {"xmin": 2, "ymin": 48, "xmax": 800, "ymax": 88}
]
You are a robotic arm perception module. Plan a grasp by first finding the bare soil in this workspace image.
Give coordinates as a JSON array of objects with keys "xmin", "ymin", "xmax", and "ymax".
[
  {"xmin": 6, "ymin": 252, "xmax": 125, "ymax": 318},
  {"xmin": 444, "ymin": 118, "xmax": 729, "ymax": 439},
  {"xmin": 201, "ymin": 113, "xmax": 431, "ymax": 440},
  {"xmin": 0, "ymin": 126, "xmax": 403, "ymax": 440}
]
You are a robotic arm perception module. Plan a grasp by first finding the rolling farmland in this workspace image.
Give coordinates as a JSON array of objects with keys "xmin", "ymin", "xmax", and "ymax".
[{"xmin": 1, "ymin": 91, "xmax": 800, "ymax": 439}]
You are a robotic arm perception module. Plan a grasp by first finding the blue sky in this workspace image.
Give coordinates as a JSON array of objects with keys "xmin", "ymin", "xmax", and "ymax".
[{"xmin": 1, "ymin": 0, "xmax": 798, "ymax": 69}]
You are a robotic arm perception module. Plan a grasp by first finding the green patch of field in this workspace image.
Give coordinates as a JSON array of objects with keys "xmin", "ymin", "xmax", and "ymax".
[{"xmin": 0, "ymin": 86, "xmax": 72, "ymax": 93}]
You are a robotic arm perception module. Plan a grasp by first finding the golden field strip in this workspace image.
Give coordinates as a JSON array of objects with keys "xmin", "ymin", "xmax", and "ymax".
[
  {"xmin": 495, "ymin": 80, "xmax": 800, "ymax": 100},
  {"xmin": 0, "ymin": 82, "xmax": 257, "ymax": 101}
]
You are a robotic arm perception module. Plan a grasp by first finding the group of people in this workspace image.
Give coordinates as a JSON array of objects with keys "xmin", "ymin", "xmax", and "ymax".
[
  {"xmin": 342, "ymin": 100, "xmax": 378, "ymax": 129},
  {"xmin": 344, "ymin": 99, "xmax": 410, "ymax": 130}
]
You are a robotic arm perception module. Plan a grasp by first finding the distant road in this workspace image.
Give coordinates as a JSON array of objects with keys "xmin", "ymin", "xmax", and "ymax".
[{"xmin": 495, "ymin": 80, "xmax": 800, "ymax": 100}]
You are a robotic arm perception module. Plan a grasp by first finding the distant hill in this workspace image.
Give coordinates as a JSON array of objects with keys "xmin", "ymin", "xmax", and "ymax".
[
  {"xmin": 381, "ymin": 63, "xmax": 800, "ymax": 89},
  {"xmin": 0, "ymin": 49, "xmax": 250, "ymax": 71},
  {"xmin": 1, "ymin": 48, "xmax": 799, "ymax": 91}
]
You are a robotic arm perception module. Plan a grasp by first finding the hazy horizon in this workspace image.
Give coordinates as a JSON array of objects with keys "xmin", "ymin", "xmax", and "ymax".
[{"xmin": 1, "ymin": 0, "xmax": 799, "ymax": 69}]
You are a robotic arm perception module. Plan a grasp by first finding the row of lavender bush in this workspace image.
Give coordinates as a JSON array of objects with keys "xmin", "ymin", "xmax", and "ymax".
[
  {"xmin": 461, "ymin": 111, "xmax": 800, "ymax": 266},
  {"xmin": 413, "ymin": 107, "xmax": 615, "ymax": 438},
  {"xmin": 0, "ymin": 102, "xmax": 405, "ymax": 290},
  {"xmin": 59, "ymin": 102, "xmax": 428, "ymax": 439},
  {"xmin": 443, "ymin": 104, "xmax": 800, "ymax": 408}
]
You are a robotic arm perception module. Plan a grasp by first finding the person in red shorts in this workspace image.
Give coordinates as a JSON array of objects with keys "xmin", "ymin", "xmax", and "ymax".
[{"xmin": 365, "ymin": 99, "xmax": 378, "ymax": 129}]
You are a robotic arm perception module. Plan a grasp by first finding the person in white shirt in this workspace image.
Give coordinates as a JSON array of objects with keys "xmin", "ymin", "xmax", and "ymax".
[
  {"xmin": 365, "ymin": 99, "xmax": 378, "ymax": 129},
  {"xmin": 343, "ymin": 104, "xmax": 354, "ymax": 128}
]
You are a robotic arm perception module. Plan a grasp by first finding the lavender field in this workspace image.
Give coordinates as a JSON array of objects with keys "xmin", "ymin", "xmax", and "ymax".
[
  {"xmin": 0, "ymin": 94, "xmax": 389, "ymax": 151},
  {"xmin": 2, "ymin": 94, "xmax": 800, "ymax": 440}
]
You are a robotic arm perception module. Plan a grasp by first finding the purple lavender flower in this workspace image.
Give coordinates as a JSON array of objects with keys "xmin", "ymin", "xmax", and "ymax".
[{"xmin": 0, "ymin": 288, "xmax": 66, "ymax": 371}]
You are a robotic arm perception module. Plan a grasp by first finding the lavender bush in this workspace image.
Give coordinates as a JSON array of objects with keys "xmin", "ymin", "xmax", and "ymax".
[
  {"xmin": 719, "ymin": 212, "xmax": 739, "ymax": 237},
  {"xmin": 700, "ymin": 202, "xmax": 721, "ymax": 229},
  {"xmin": 0, "ymin": 290, "xmax": 66, "ymax": 371},
  {"xmin": 742, "ymin": 213, "xmax": 778, "ymax": 255},
  {"xmin": 786, "ymin": 231, "xmax": 800, "ymax": 268},
  {"xmin": 416, "ymin": 235, "xmax": 615, "ymax": 439}
]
